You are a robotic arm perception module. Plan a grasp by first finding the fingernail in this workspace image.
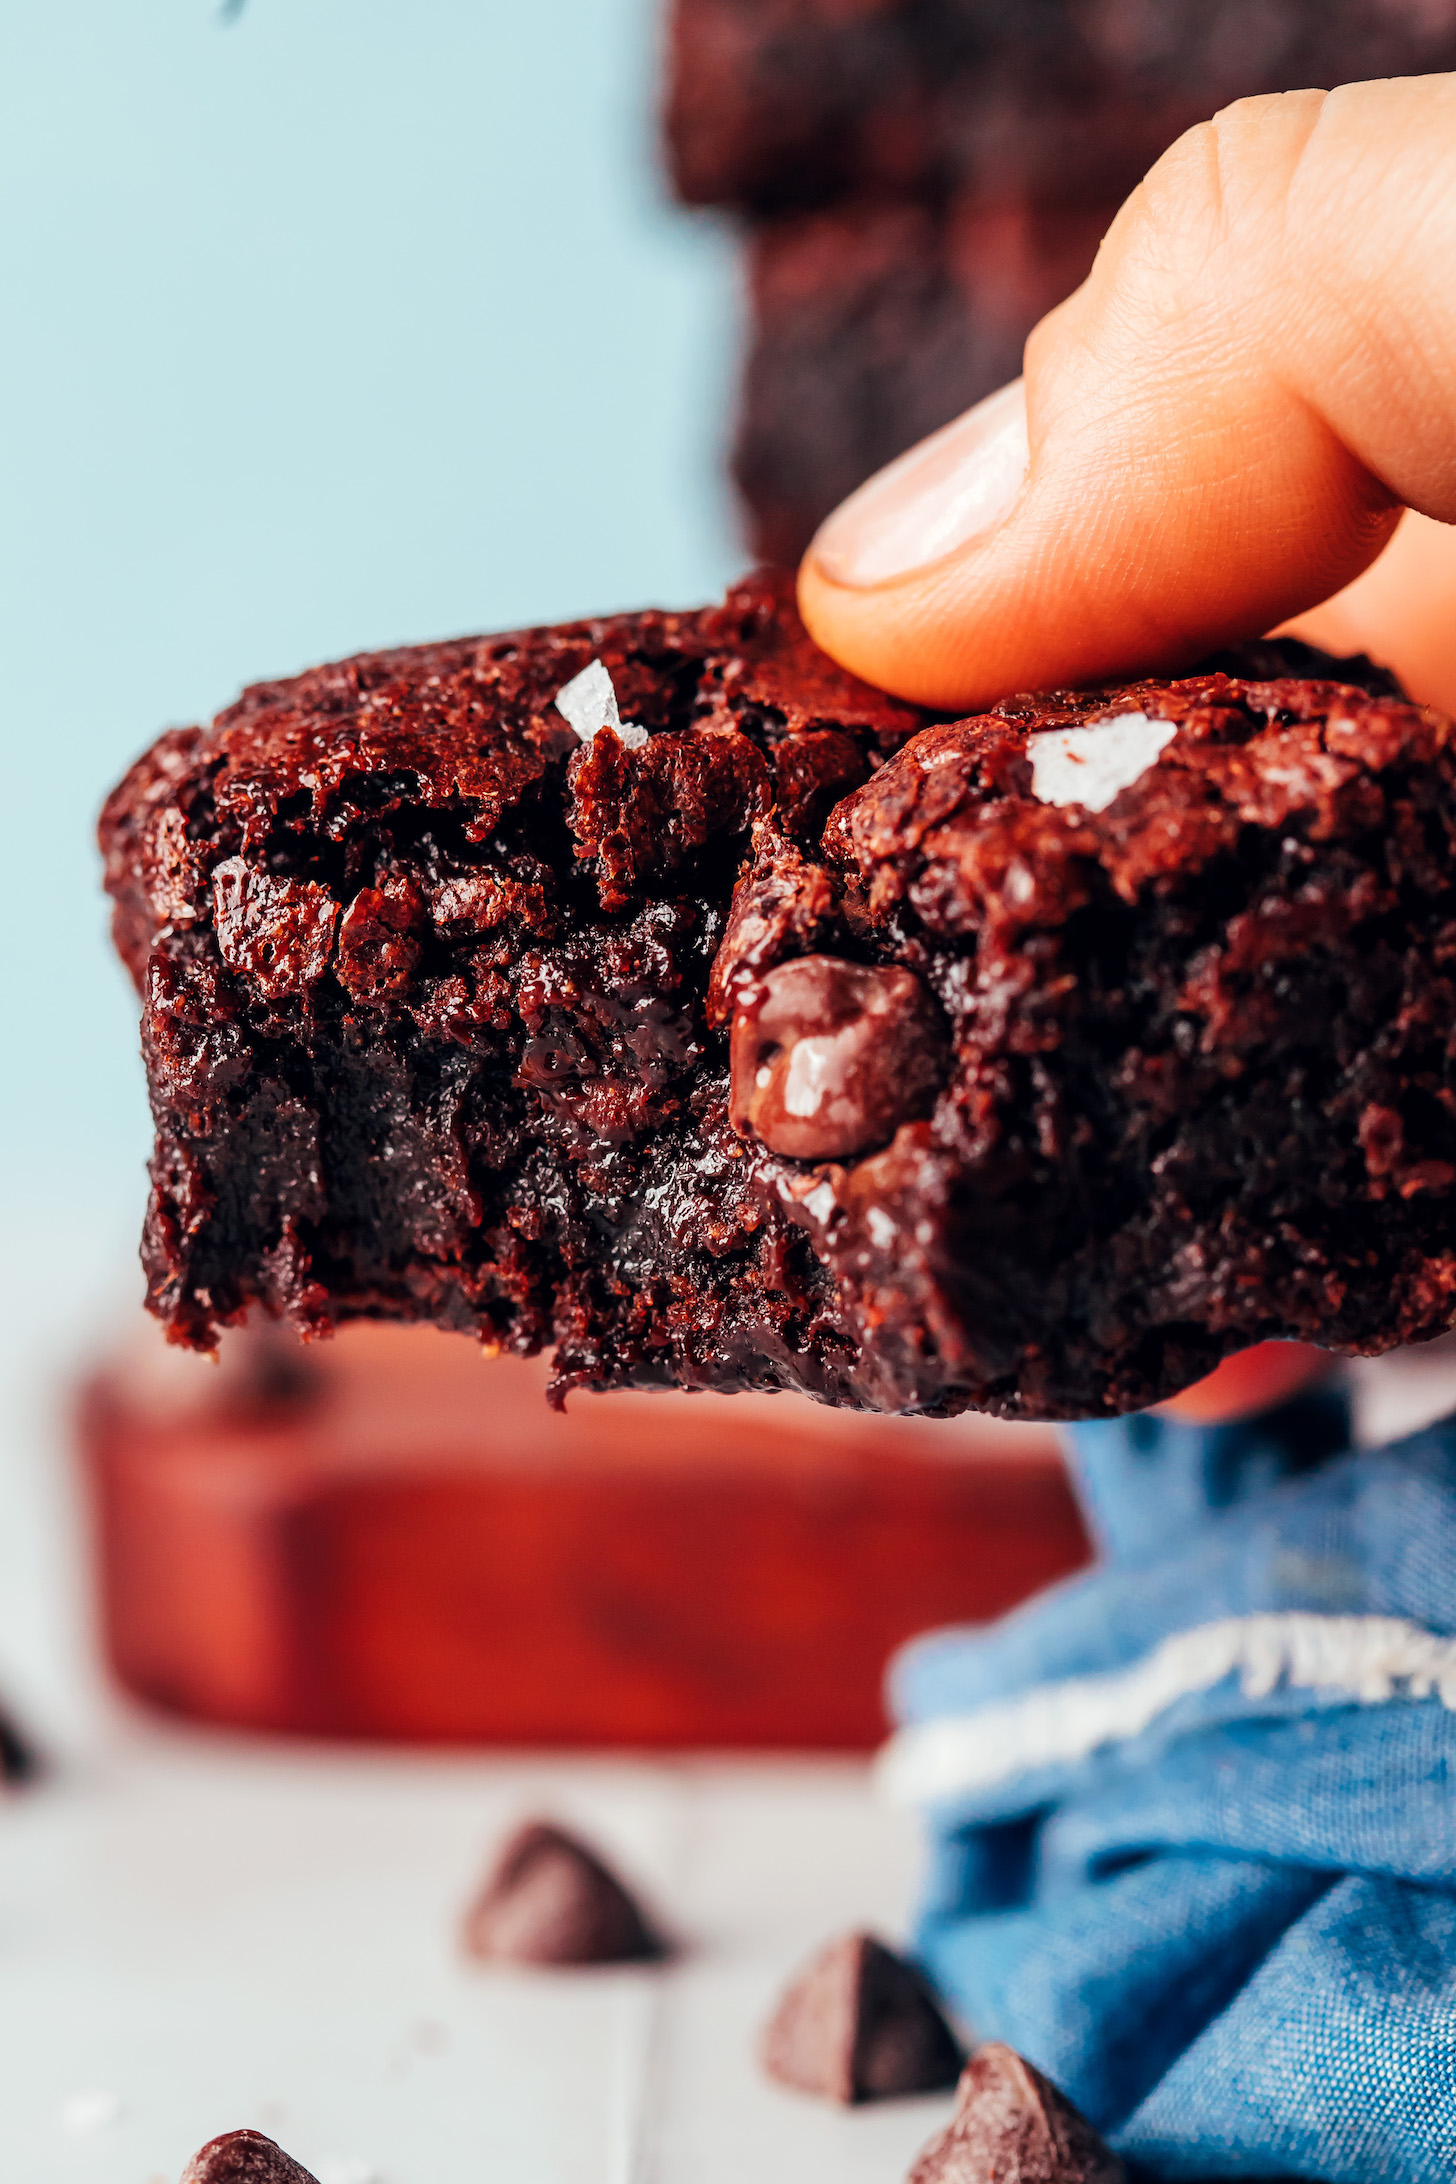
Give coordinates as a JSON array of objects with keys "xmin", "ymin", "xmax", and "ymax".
[{"xmin": 810, "ymin": 378, "xmax": 1030, "ymax": 588}]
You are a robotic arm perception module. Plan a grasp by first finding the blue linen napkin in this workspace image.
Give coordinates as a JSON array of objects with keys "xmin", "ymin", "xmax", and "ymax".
[{"xmin": 881, "ymin": 1381, "xmax": 1456, "ymax": 2182}]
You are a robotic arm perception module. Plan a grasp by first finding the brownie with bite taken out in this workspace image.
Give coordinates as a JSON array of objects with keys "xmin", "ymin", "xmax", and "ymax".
[
  {"xmin": 101, "ymin": 572, "xmax": 1456, "ymax": 1418},
  {"xmin": 100, "ymin": 574, "xmax": 927, "ymax": 1410}
]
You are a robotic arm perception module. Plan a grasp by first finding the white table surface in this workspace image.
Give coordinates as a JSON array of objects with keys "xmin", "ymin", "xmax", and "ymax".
[
  {"xmin": 0, "ymin": 1204, "xmax": 952, "ymax": 2184},
  {"xmin": 9, "ymin": 1190, "xmax": 1456, "ymax": 2184},
  {"xmin": 0, "ymin": 1735, "xmax": 944, "ymax": 2184}
]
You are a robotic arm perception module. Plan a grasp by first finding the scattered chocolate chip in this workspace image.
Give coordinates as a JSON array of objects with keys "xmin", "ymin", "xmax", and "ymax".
[
  {"xmin": 0, "ymin": 1701, "xmax": 39, "ymax": 1785},
  {"xmin": 180, "ymin": 2128, "xmax": 320, "ymax": 2184},
  {"xmin": 907, "ymin": 2044, "xmax": 1125, "ymax": 2184},
  {"xmin": 761, "ymin": 1931, "xmax": 964, "ymax": 2103},
  {"xmin": 461, "ymin": 1819, "xmax": 667, "ymax": 1966},
  {"xmin": 730, "ymin": 954, "xmax": 946, "ymax": 1160}
]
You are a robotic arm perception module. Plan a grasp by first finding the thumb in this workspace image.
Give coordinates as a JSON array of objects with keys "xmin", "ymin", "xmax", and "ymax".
[{"xmin": 798, "ymin": 77, "xmax": 1456, "ymax": 712}]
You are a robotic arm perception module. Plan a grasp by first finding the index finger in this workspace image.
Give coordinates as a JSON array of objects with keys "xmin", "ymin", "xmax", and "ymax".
[{"xmin": 799, "ymin": 78, "xmax": 1456, "ymax": 711}]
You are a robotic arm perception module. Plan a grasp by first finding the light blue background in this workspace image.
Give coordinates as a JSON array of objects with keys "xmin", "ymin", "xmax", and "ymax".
[{"xmin": 0, "ymin": 0, "xmax": 740, "ymax": 1249}]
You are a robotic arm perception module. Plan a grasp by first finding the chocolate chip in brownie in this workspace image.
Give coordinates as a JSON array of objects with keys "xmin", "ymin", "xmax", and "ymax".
[
  {"xmin": 462, "ymin": 1820, "xmax": 666, "ymax": 1966},
  {"xmin": 730, "ymin": 955, "xmax": 947, "ymax": 1160},
  {"xmin": 761, "ymin": 1931, "xmax": 964, "ymax": 2103},
  {"xmin": 907, "ymin": 2045, "xmax": 1124, "ymax": 2184},
  {"xmin": 180, "ymin": 2129, "xmax": 320, "ymax": 2184}
]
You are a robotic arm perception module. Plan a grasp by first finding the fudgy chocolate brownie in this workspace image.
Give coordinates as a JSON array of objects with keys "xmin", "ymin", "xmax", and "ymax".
[
  {"xmin": 736, "ymin": 196, "xmax": 1107, "ymax": 564},
  {"xmin": 462, "ymin": 1820, "xmax": 667, "ymax": 1964},
  {"xmin": 666, "ymin": 0, "xmax": 1456, "ymax": 215},
  {"xmin": 102, "ymin": 577, "xmax": 1456, "ymax": 1418}
]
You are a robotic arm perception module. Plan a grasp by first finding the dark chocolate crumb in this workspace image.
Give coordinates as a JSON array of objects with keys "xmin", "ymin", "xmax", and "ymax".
[
  {"xmin": 761, "ymin": 1931, "xmax": 963, "ymax": 2103},
  {"xmin": 461, "ymin": 1819, "xmax": 667, "ymax": 1966},
  {"xmin": 907, "ymin": 2044, "xmax": 1124, "ymax": 2184},
  {"xmin": 180, "ymin": 2129, "xmax": 320, "ymax": 2184}
]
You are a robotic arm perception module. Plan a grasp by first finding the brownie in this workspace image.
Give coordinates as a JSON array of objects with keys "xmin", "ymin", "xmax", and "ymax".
[
  {"xmin": 671, "ymin": 0, "xmax": 1456, "ymax": 557},
  {"xmin": 735, "ymin": 196, "xmax": 1108, "ymax": 565},
  {"xmin": 665, "ymin": 0, "xmax": 1456, "ymax": 215},
  {"xmin": 102, "ymin": 582, "xmax": 1456, "ymax": 1418}
]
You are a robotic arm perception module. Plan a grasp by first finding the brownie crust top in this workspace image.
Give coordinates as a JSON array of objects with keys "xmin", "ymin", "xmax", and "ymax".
[{"xmin": 102, "ymin": 572, "xmax": 921, "ymax": 983}]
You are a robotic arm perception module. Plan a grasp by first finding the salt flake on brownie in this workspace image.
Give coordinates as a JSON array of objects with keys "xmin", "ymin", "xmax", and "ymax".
[
  {"xmin": 1028, "ymin": 709, "xmax": 1177, "ymax": 813},
  {"xmin": 555, "ymin": 659, "xmax": 649, "ymax": 749}
]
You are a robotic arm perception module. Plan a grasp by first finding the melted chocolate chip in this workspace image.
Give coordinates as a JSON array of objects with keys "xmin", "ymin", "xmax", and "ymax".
[
  {"xmin": 761, "ymin": 1931, "xmax": 964, "ymax": 2103},
  {"xmin": 730, "ymin": 954, "xmax": 946, "ymax": 1160},
  {"xmin": 180, "ymin": 2129, "xmax": 320, "ymax": 2184},
  {"xmin": 461, "ymin": 1819, "xmax": 667, "ymax": 1966},
  {"xmin": 907, "ymin": 2044, "xmax": 1124, "ymax": 2184}
]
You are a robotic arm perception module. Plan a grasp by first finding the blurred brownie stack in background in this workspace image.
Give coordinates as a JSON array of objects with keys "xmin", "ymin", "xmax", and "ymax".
[{"xmin": 664, "ymin": 0, "xmax": 1456, "ymax": 565}]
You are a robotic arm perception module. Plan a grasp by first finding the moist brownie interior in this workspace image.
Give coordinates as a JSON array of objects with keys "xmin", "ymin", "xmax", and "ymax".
[{"xmin": 101, "ymin": 572, "xmax": 1456, "ymax": 1418}]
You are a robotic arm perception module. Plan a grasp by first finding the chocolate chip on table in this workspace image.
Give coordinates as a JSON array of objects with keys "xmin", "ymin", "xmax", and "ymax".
[
  {"xmin": 907, "ymin": 2044, "xmax": 1125, "ymax": 2184},
  {"xmin": 0, "ymin": 1701, "xmax": 39, "ymax": 1785},
  {"xmin": 180, "ymin": 2129, "xmax": 320, "ymax": 2183},
  {"xmin": 761, "ymin": 1931, "xmax": 964, "ymax": 2103},
  {"xmin": 730, "ymin": 954, "xmax": 946, "ymax": 1161},
  {"xmin": 461, "ymin": 1819, "xmax": 667, "ymax": 1966}
]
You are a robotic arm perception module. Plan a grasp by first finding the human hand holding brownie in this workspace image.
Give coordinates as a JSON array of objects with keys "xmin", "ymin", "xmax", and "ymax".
[
  {"xmin": 103, "ymin": 79, "xmax": 1456, "ymax": 1420},
  {"xmin": 799, "ymin": 74, "xmax": 1456, "ymax": 718},
  {"xmin": 783, "ymin": 86, "xmax": 1456, "ymax": 2177}
]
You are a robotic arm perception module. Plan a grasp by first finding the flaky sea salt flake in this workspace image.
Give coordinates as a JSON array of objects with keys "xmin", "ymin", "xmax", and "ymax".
[
  {"xmin": 555, "ymin": 659, "xmax": 648, "ymax": 750},
  {"xmin": 1028, "ymin": 710, "xmax": 1178, "ymax": 814}
]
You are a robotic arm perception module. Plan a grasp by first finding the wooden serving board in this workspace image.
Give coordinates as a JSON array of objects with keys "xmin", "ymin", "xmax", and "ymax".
[{"xmin": 77, "ymin": 1323, "xmax": 1087, "ymax": 1749}]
